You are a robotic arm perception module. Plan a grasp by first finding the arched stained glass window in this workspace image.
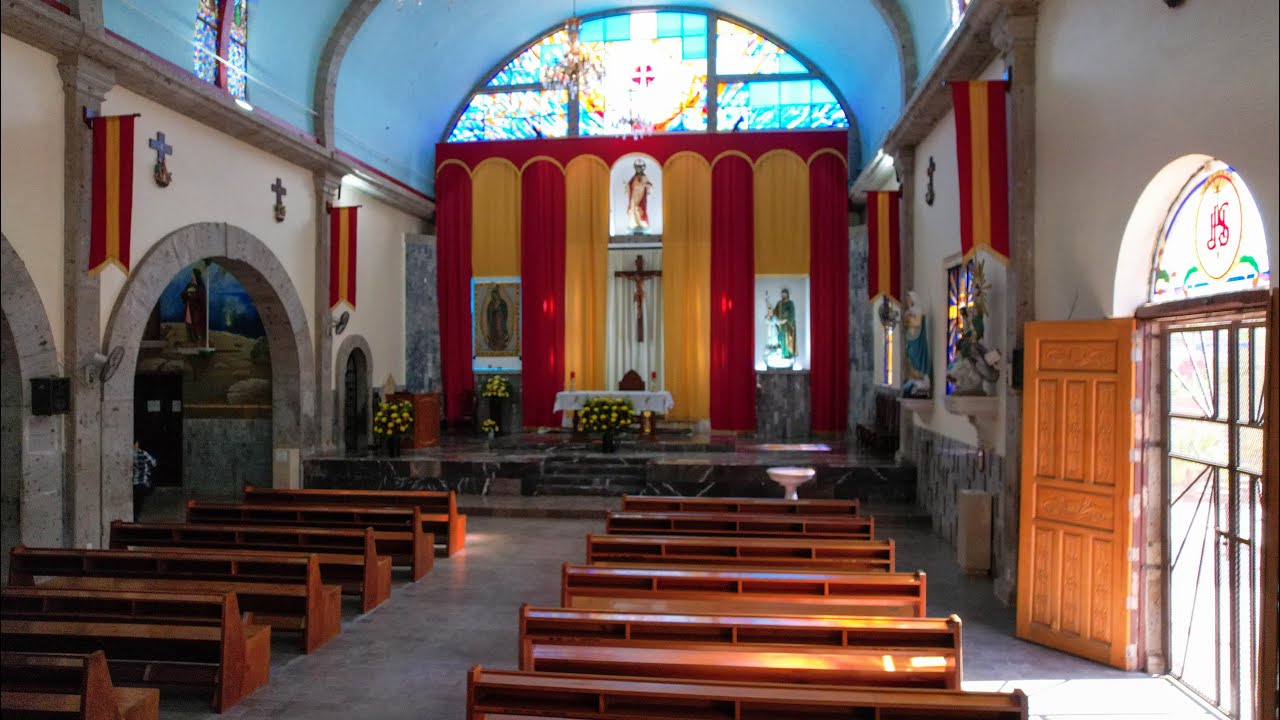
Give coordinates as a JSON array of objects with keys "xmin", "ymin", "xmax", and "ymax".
[
  {"xmin": 951, "ymin": 0, "xmax": 972, "ymax": 26},
  {"xmin": 1149, "ymin": 161, "xmax": 1271, "ymax": 303},
  {"xmin": 193, "ymin": 0, "xmax": 249, "ymax": 101},
  {"xmin": 446, "ymin": 10, "xmax": 848, "ymax": 143}
]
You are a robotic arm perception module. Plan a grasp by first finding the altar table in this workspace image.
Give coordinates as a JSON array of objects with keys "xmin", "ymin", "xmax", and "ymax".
[{"xmin": 553, "ymin": 391, "xmax": 674, "ymax": 436}]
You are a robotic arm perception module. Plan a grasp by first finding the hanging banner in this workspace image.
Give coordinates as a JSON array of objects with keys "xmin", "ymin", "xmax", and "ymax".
[
  {"xmin": 951, "ymin": 80, "xmax": 1009, "ymax": 261},
  {"xmin": 89, "ymin": 114, "xmax": 137, "ymax": 273},
  {"xmin": 866, "ymin": 190, "xmax": 901, "ymax": 303},
  {"xmin": 329, "ymin": 205, "xmax": 359, "ymax": 309}
]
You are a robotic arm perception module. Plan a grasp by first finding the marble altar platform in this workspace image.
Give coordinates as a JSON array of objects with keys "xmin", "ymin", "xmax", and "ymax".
[{"xmin": 303, "ymin": 431, "xmax": 915, "ymax": 503}]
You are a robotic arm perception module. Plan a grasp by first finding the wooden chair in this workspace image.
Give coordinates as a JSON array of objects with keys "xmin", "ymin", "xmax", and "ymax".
[
  {"xmin": 617, "ymin": 370, "xmax": 644, "ymax": 391},
  {"xmin": 585, "ymin": 533, "xmax": 894, "ymax": 572},
  {"xmin": 561, "ymin": 563, "xmax": 927, "ymax": 617},
  {"xmin": 241, "ymin": 487, "xmax": 467, "ymax": 556},
  {"xmin": 9, "ymin": 546, "xmax": 341, "ymax": 653},
  {"xmin": 109, "ymin": 517, "xmax": 389, "ymax": 607},
  {"xmin": 856, "ymin": 390, "xmax": 901, "ymax": 455},
  {"xmin": 0, "ymin": 587, "xmax": 270, "ymax": 713},
  {"xmin": 605, "ymin": 510, "xmax": 875, "ymax": 540},
  {"xmin": 518, "ymin": 606, "xmax": 963, "ymax": 686},
  {"xmin": 621, "ymin": 495, "xmax": 862, "ymax": 517},
  {"xmin": 466, "ymin": 667, "xmax": 1029, "ymax": 720},
  {"xmin": 0, "ymin": 650, "xmax": 159, "ymax": 720}
]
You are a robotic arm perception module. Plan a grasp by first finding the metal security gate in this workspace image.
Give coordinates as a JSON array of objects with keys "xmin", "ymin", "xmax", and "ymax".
[{"xmin": 1165, "ymin": 318, "xmax": 1266, "ymax": 720}]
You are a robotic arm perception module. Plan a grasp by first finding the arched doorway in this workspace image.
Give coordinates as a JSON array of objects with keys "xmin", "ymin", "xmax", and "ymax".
[
  {"xmin": 334, "ymin": 334, "xmax": 372, "ymax": 456},
  {"xmin": 101, "ymin": 223, "xmax": 314, "ymax": 532}
]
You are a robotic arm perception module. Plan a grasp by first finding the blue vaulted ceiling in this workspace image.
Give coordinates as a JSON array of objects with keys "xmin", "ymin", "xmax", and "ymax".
[{"xmin": 102, "ymin": 0, "xmax": 956, "ymax": 196}]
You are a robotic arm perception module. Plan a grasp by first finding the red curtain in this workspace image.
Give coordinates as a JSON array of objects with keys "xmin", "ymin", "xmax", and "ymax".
[
  {"xmin": 437, "ymin": 163, "xmax": 474, "ymax": 423},
  {"xmin": 710, "ymin": 156, "xmax": 757, "ymax": 430},
  {"xmin": 519, "ymin": 160, "xmax": 566, "ymax": 428},
  {"xmin": 808, "ymin": 153, "xmax": 849, "ymax": 433}
]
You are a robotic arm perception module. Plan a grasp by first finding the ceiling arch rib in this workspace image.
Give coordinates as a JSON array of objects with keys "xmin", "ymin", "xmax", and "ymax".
[
  {"xmin": 870, "ymin": 0, "xmax": 918, "ymax": 100},
  {"xmin": 315, "ymin": 0, "xmax": 379, "ymax": 148}
]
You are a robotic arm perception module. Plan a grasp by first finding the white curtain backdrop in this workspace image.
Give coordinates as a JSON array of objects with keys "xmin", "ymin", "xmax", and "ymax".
[{"xmin": 606, "ymin": 247, "xmax": 663, "ymax": 391}]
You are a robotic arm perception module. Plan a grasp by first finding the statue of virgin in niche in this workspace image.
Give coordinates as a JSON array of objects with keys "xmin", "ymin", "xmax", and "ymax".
[{"xmin": 902, "ymin": 291, "xmax": 932, "ymax": 398}]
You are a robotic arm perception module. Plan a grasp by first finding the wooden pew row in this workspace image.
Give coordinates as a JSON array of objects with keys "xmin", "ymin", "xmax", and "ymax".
[
  {"xmin": 466, "ymin": 667, "xmax": 1029, "ymax": 720},
  {"xmin": 605, "ymin": 510, "xmax": 875, "ymax": 540},
  {"xmin": 561, "ymin": 564, "xmax": 927, "ymax": 617},
  {"xmin": 622, "ymin": 494, "xmax": 861, "ymax": 517},
  {"xmin": 183, "ymin": 504, "xmax": 435, "ymax": 578},
  {"xmin": 586, "ymin": 533, "xmax": 895, "ymax": 572},
  {"xmin": 519, "ymin": 606, "xmax": 962, "ymax": 688},
  {"xmin": 0, "ymin": 650, "xmax": 159, "ymax": 720},
  {"xmin": 112, "ymin": 519, "xmax": 431, "ymax": 582},
  {"xmin": 0, "ymin": 587, "xmax": 270, "ymax": 713},
  {"xmin": 9, "ymin": 546, "xmax": 340, "ymax": 653},
  {"xmin": 243, "ymin": 487, "xmax": 467, "ymax": 556}
]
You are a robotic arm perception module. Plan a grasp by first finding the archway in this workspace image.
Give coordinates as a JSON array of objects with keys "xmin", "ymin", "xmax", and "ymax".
[
  {"xmin": 334, "ymin": 334, "xmax": 372, "ymax": 455},
  {"xmin": 0, "ymin": 234, "xmax": 66, "ymax": 567},
  {"xmin": 101, "ymin": 223, "xmax": 314, "ymax": 524}
]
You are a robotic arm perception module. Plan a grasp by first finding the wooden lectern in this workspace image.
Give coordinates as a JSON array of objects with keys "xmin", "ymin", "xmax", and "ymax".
[{"xmin": 388, "ymin": 392, "xmax": 441, "ymax": 448}]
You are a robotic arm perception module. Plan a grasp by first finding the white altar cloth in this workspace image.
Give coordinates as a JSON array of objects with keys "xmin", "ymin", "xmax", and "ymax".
[{"xmin": 553, "ymin": 390, "xmax": 675, "ymax": 427}]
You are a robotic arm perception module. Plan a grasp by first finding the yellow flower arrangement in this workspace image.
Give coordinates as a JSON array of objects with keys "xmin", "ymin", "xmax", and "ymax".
[
  {"xmin": 481, "ymin": 375, "xmax": 512, "ymax": 398},
  {"xmin": 577, "ymin": 396, "xmax": 635, "ymax": 434},
  {"xmin": 480, "ymin": 419, "xmax": 499, "ymax": 434},
  {"xmin": 373, "ymin": 399, "xmax": 414, "ymax": 438}
]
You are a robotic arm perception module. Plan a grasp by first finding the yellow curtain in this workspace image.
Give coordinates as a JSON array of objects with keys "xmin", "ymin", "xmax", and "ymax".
[
  {"xmin": 662, "ymin": 152, "xmax": 711, "ymax": 421},
  {"xmin": 563, "ymin": 156, "xmax": 610, "ymax": 390},
  {"xmin": 471, "ymin": 158, "xmax": 520, "ymax": 276},
  {"xmin": 754, "ymin": 150, "xmax": 810, "ymax": 275}
]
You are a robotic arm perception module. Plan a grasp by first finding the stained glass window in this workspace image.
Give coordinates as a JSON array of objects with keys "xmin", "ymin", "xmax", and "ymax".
[
  {"xmin": 1149, "ymin": 161, "xmax": 1271, "ymax": 304},
  {"xmin": 192, "ymin": 0, "xmax": 249, "ymax": 101},
  {"xmin": 946, "ymin": 261, "xmax": 975, "ymax": 395},
  {"xmin": 446, "ymin": 10, "xmax": 846, "ymax": 142},
  {"xmin": 883, "ymin": 326, "xmax": 895, "ymax": 385},
  {"xmin": 951, "ymin": 0, "xmax": 972, "ymax": 26}
]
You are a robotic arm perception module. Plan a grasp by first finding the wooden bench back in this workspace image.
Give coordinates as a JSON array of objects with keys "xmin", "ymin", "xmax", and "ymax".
[
  {"xmin": 466, "ymin": 667, "xmax": 1029, "ymax": 719},
  {"xmin": 518, "ymin": 606, "xmax": 962, "ymax": 683},
  {"xmin": 9, "ymin": 545, "xmax": 322, "ymax": 590},
  {"xmin": 0, "ymin": 650, "xmax": 158, "ymax": 720},
  {"xmin": 606, "ymin": 510, "xmax": 875, "ymax": 540},
  {"xmin": 187, "ymin": 500, "xmax": 421, "ymax": 530},
  {"xmin": 561, "ymin": 564, "xmax": 927, "ymax": 617},
  {"xmin": 621, "ymin": 495, "xmax": 861, "ymax": 516},
  {"xmin": 586, "ymin": 533, "xmax": 894, "ymax": 572}
]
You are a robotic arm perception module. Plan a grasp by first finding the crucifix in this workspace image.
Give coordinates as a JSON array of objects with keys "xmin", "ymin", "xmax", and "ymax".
[
  {"xmin": 614, "ymin": 254, "xmax": 661, "ymax": 342},
  {"xmin": 271, "ymin": 177, "xmax": 287, "ymax": 222},
  {"xmin": 148, "ymin": 131, "xmax": 173, "ymax": 187}
]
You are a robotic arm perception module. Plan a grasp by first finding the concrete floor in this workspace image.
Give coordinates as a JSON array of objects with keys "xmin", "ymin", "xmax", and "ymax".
[{"xmin": 149, "ymin": 511, "xmax": 1219, "ymax": 720}]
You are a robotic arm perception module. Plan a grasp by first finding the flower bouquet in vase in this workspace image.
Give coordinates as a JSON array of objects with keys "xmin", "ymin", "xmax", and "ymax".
[
  {"xmin": 577, "ymin": 396, "xmax": 635, "ymax": 453},
  {"xmin": 481, "ymin": 376, "xmax": 512, "ymax": 434},
  {"xmin": 373, "ymin": 399, "xmax": 414, "ymax": 457}
]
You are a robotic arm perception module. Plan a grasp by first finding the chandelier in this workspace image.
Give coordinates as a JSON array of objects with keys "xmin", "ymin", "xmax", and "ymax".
[
  {"xmin": 617, "ymin": 88, "xmax": 654, "ymax": 141},
  {"xmin": 541, "ymin": 17, "xmax": 605, "ymax": 95}
]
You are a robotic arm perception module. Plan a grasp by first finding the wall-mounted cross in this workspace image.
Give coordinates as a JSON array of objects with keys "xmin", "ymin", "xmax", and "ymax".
[
  {"xmin": 271, "ymin": 177, "xmax": 287, "ymax": 222},
  {"xmin": 925, "ymin": 156, "xmax": 936, "ymax": 207},
  {"xmin": 148, "ymin": 131, "xmax": 173, "ymax": 187}
]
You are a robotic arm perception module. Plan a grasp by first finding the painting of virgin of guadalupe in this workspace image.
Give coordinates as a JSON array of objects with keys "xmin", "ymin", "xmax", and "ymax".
[{"xmin": 473, "ymin": 281, "xmax": 520, "ymax": 357}]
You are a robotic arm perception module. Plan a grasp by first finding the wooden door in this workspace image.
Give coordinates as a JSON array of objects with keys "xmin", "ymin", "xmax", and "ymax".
[
  {"xmin": 1017, "ymin": 318, "xmax": 1136, "ymax": 669},
  {"xmin": 134, "ymin": 373, "xmax": 183, "ymax": 487}
]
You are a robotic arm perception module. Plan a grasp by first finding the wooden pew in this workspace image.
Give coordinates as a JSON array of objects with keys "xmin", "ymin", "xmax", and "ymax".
[
  {"xmin": 586, "ymin": 533, "xmax": 894, "ymax": 572},
  {"xmin": 519, "ymin": 606, "xmax": 961, "ymax": 688},
  {"xmin": 112, "ymin": 519, "xmax": 431, "ymax": 582},
  {"xmin": 561, "ymin": 563, "xmax": 926, "ymax": 617},
  {"xmin": 622, "ymin": 495, "xmax": 861, "ymax": 517},
  {"xmin": 605, "ymin": 510, "xmax": 875, "ymax": 540},
  {"xmin": 0, "ymin": 587, "xmax": 270, "ymax": 713},
  {"xmin": 9, "ymin": 546, "xmax": 341, "ymax": 653},
  {"xmin": 1, "ymin": 650, "xmax": 159, "ymax": 720},
  {"xmin": 242, "ymin": 487, "xmax": 467, "ymax": 556},
  {"xmin": 466, "ymin": 667, "xmax": 1029, "ymax": 720}
]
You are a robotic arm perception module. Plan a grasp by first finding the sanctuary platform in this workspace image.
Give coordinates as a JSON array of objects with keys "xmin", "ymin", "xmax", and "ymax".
[{"xmin": 303, "ymin": 432, "xmax": 915, "ymax": 503}]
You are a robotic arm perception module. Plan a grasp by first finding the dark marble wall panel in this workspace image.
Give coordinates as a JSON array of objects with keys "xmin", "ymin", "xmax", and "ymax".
[
  {"xmin": 756, "ymin": 370, "xmax": 810, "ymax": 440},
  {"xmin": 405, "ymin": 235, "xmax": 441, "ymax": 393},
  {"xmin": 911, "ymin": 426, "xmax": 1009, "ymax": 580},
  {"xmin": 184, "ymin": 418, "xmax": 272, "ymax": 497},
  {"xmin": 848, "ymin": 225, "xmax": 874, "ymax": 431},
  {"xmin": 474, "ymin": 372, "xmax": 521, "ymax": 433}
]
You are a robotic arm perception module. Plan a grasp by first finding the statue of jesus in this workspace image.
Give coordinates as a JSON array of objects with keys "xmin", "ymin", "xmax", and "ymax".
[{"xmin": 624, "ymin": 159, "xmax": 653, "ymax": 232}]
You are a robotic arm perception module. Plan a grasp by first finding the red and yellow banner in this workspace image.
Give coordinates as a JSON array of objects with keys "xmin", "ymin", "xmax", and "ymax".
[
  {"xmin": 329, "ymin": 205, "xmax": 358, "ymax": 309},
  {"xmin": 951, "ymin": 80, "xmax": 1009, "ymax": 261},
  {"xmin": 89, "ymin": 114, "xmax": 136, "ymax": 274},
  {"xmin": 866, "ymin": 190, "xmax": 901, "ymax": 303}
]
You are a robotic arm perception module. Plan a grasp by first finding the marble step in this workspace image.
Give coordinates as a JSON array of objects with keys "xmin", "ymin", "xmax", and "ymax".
[{"xmin": 538, "ymin": 464, "xmax": 648, "ymax": 479}]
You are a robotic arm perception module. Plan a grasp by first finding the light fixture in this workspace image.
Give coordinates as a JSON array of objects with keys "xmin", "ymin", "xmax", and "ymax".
[
  {"xmin": 541, "ymin": 15, "xmax": 605, "ymax": 97},
  {"xmin": 234, "ymin": 97, "xmax": 254, "ymax": 112},
  {"xmin": 618, "ymin": 88, "xmax": 654, "ymax": 141}
]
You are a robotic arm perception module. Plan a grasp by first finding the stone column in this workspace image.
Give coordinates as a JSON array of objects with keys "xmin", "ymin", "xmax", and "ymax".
[
  {"xmin": 314, "ymin": 171, "xmax": 340, "ymax": 450},
  {"xmin": 404, "ymin": 234, "xmax": 441, "ymax": 393},
  {"xmin": 65, "ymin": 0, "xmax": 104, "ymax": 34},
  {"xmin": 892, "ymin": 147, "xmax": 917, "ymax": 463},
  {"xmin": 992, "ymin": 7, "xmax": 1037, "ymax": 606},
  {"xmin": 58, "ymin": 55, "xmax": 114, "ymax": 548},
  {"xmin": 847, "ymin": 224, "xmax": 873, "ymax": 431}
]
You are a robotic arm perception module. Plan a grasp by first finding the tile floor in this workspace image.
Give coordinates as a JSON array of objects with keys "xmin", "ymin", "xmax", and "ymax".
[{"xmin": 148, "ymin": 512, "xmax": 1220, "ymax": 720}]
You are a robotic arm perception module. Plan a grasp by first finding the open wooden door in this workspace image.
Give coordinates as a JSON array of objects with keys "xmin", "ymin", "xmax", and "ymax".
[{"xmin": 1017, "ymin": 318, "xmax": 1137, "ymax": 669}]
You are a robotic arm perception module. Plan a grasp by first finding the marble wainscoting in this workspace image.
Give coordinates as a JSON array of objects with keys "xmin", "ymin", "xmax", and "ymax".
[
  {"xmin": 755, "ymin": 370, "xmax": 811, "ymax": 440},
  {"xmin": 184, "ymin": 418, "xmax": 272, "ymax": 497},
  {"xmin": 910, "ymin": 426, "xmax": 1010, "ymax": 581}
]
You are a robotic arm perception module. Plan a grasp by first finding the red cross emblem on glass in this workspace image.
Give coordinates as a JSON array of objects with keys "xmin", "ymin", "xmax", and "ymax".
[{"xmin": 632, "ymin": 64, "xmax": 656, "ymax": 87}]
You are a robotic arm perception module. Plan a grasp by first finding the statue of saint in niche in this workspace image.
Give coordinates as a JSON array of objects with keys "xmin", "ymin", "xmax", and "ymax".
[
  {"xmin": 624, "ymin": 159, "xmax": 654, "ymax": 232},
  {"xmin": 902, "ymin": 291, "xmax": 932, "ymax": 398},
  {"xmin": 764, "ymin": 288, "xmax": 797, "ymax": 368}
]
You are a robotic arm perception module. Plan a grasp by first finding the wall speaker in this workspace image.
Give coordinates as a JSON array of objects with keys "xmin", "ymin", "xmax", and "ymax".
[{"xmin": 30, "ymin": 376, "xmax": 70, "ymax": 416}]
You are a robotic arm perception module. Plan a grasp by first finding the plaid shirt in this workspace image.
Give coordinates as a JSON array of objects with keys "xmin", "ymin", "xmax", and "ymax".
[{"xmin": 133, "ymin": 448, "xmax": 157, "ymax": 488}]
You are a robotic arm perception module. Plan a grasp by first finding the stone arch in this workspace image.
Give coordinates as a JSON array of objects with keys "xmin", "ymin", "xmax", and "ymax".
[
  {"xmin": 100, "ymin": 223, "xmax": 315, "ymax": 517},
  {"xmin": 0, "ymin": 234, "xmax": 66, "ymax": 550},
  {"xmin": 333, "ymin": 333, "xmax": 373, "ymax": 453}
]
